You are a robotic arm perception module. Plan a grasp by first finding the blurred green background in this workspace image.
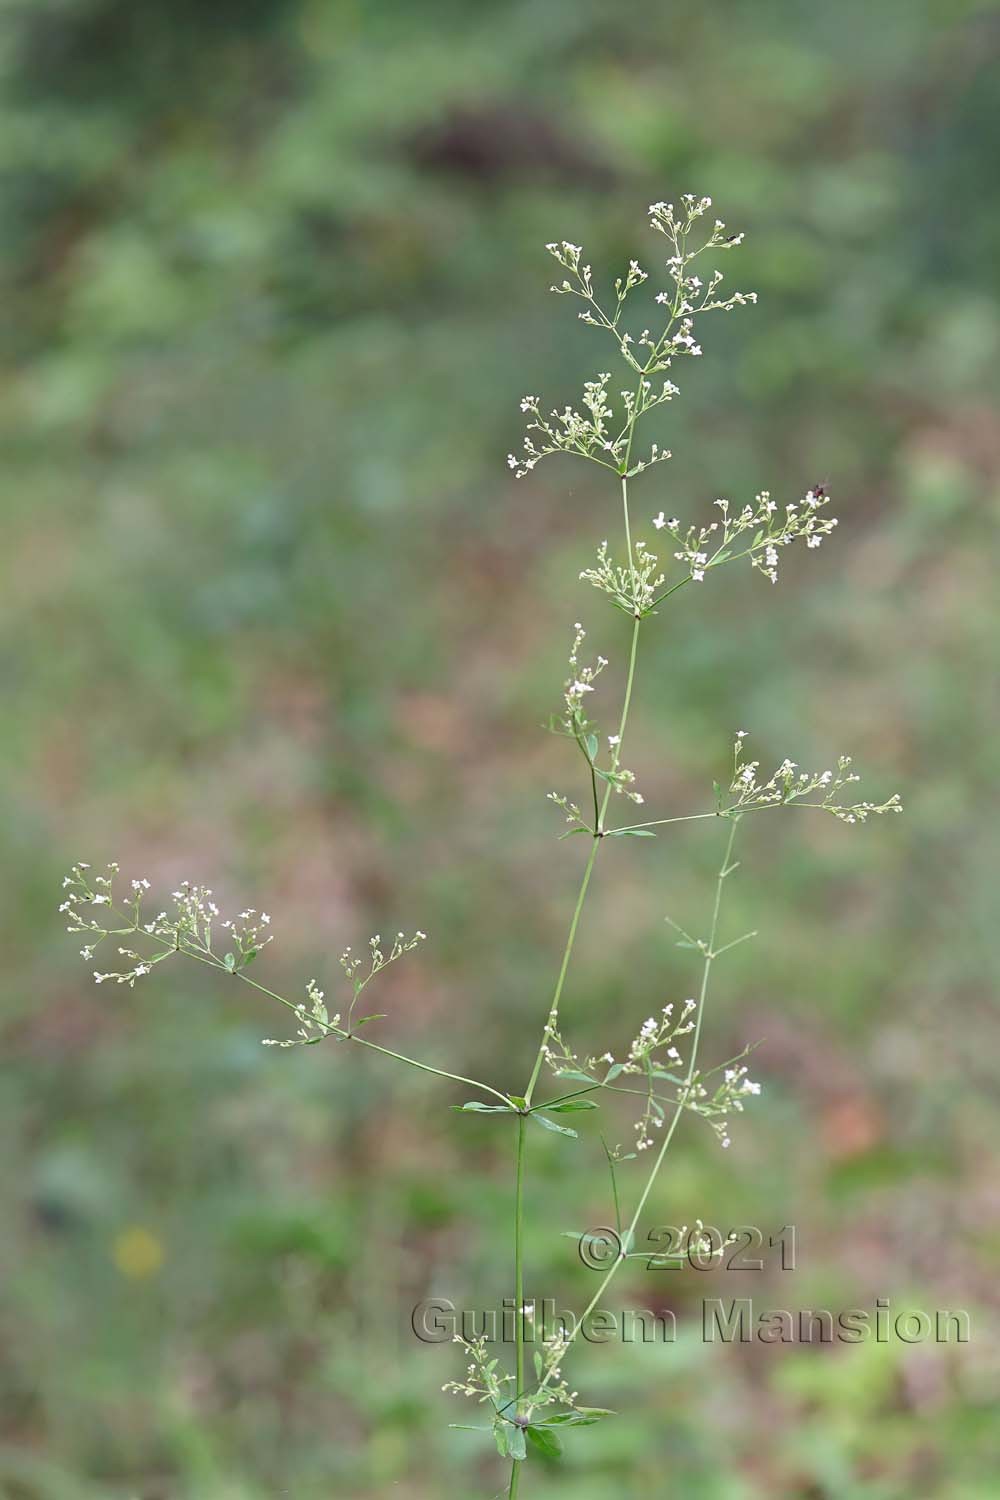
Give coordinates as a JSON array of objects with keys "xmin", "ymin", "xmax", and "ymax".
[{"xmin": 2, "ymin": 0, "xmax": 999, "ymax": 1495}]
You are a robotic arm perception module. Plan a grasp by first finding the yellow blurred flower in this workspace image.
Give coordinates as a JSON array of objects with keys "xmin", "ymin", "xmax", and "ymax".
[{"xmin": 112, "ymin": 1225, "xmax": 165, "ymax": 1279}]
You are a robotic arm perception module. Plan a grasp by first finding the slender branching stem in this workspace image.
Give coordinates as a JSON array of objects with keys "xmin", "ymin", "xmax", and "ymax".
[
  {"xmin": 59, "ymin": 197, "xmax": 900, "ymax": 1498},
  {"xmin": 523, "ymin": 592, "xmax": 641, "ymax": 1109},
  {"xmin": 524, "ymin": 819, "xmax": 740, "ymax": 1417},
  {"xmin": 233, "ymin": 970, "xmax": 513, "ymax": 1103}
]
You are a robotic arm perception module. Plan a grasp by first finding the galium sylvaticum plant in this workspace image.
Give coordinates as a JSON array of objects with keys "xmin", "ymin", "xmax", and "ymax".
[{"xmin": 60, "ymin": 194, "xmax": 900, "ymax": 1497}]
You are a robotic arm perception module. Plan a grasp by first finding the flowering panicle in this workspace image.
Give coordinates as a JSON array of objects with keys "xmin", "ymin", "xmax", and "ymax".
[
  {"xmin": 442, "ymin": 1334, "xmax": 516, "ymax": 1407},
  {"xmin": 61, "ymin": 861, "xmax": 425, "ymax": 1047},
  {"xmin": 57, "ymin": 193, "xmax": 903, "ymax": 1484},
  {"xmin": 579, "ymin": 537, "xmax": 666, "ymax": 617},
  {"xmin": 259, "ymin": 979, "xmax": 338, "ymax": 1048},
  {"xmin": 618, "ymin": 1000, "xmax": 698, "ymax": 1151},
  {"xmin": 443, "ymin": 1324, "xmax": 597, "ymax": 1462},
  {"xmin": 649, "ymin": 484, "xmax": 839, "ymax": 589},
  {"xmin": 726, "ymin": 732, "xmax": 903, "ymax": 823},
  {"xmin": 546, "ymin": 625, "xmax": 643, "ymax": 837},
  {"xmin": 60, "ymin": 862, "xmax": 269, "ymax": 986},
  {"xmin": 508, "ymin": 198, "xmax": 755, "ymax": 481},
  {"xmin": 681, "ymin": 1052, "xmax": 763, "ymax": 1150}
]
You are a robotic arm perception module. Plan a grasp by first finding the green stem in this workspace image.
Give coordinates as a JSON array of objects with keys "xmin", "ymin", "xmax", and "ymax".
[
  {"xmin": 232, "ymin": 970, "xmax": 513, "ymax": 1104},
  {"xmin": 514, "ymin": 1111, "xmax": 526, "ymax": 1400},
  {"xmin": 602, "ymin": 1135, "xmax": 623, "ymax": 1235},
  {"xmin": 508, "ymin": 1113, "xmax": 527, "ymax": 1498},
  {"xmin": 525, "ymin": 818, "xmax": 740, "ymax": 1416},
  {"xmin": 523, "ymin": 607, "xmax": 641, "ymax": 1107},
  {"xmin": 522, "ymin": 839, "xmax": 599, "ymax": 1106},
  {"xmin": 620, "ymin": 472, "xmax": 635, "ymax": 575},
  {"xmin": 608, "ymin": 810, "xmax": 721, "ymax": 834},
  {"xmin": 613, "ymin": 796, "xmax": 841, "ymax": 836}
]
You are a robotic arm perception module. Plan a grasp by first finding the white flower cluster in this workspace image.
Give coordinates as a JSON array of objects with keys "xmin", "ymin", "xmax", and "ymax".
[
  {"xmin": 441, "ymin": 1333, "xmax": 515, "ymax": 1404},
  {"xmin": 339, "ymin": 929, "xmax": 428, "ymax": 989},
  {"xmin": 685, "ymin": 1058, "xmax": 762, "ymax": 1150},
  {"xmin": 619, "ymin": 1000, "xmax": 697, "ymax": 1151},
  {"xmin": 60, "ymin": 862, "xmax": 272, "ymax": 987},
  {"xmin": 529, "ymin": 1327, "xmax": 581, "ymax": 1414},
  {"xmin": 442, "ymin": 1325, "xmax": 589, "ymax": 1461},
  {"xmin": 625, "ymin": 1003, "xmax": 696, "ymax": 1067},
  {"xmin": 61, "ymin": 862, "xmax": 426, "ymax": 1047},
  {"xmin": 542, "ymin": 999, "xmax": 702, "ymax": 1152},
  {"xmin": 262, "ymin": 979, "xmax": 341, "ymax": 1048},
  {"xmin": 579, "ymin": 537, "xmax": 666, "ymax": 617},
  {"xmin": 539, "ymin": 1016, "xmax": 581, "ymax": 1075},
  {"xmin": 727, "ymin": 733, "xmax": 903, "ymax": 824},
  {"xmin": 651, "ymin": 485, "xmax": 839, "ymax": 589},
  {"xmin": 562, "ymin": 620, "xmax": 607, "ymax": 718},
  {"xmin": 508, "ymin": 197, "xmax": 755, "ymax": 481},
  {"xmin": 509, "ymin": 375, "xmax": 671, "ymax": 479},
  {"xmin": 547, "ymin": 625, "xmax": 643, "ymax": 837}
]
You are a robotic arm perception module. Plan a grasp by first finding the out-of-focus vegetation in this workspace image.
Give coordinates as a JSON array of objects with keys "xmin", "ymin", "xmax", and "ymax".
[{"xmin": 2, "ymin": 1, "xmax": 999, "ymax": 1495}]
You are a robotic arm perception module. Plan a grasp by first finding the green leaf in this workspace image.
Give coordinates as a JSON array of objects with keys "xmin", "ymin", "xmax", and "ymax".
[
  {"xmin": 533, "ymin": 1351, "xmax": 543, "ymax": 1380},
  {"xmin": 584, "ymin": 733, "xmax": 599, "ymax": 762},
  {"xmin": 650, "ymin": 1067, "xmax": 685, "ymax": 1086},
  {"xmin": 603, "ymin": 1063, "xmax": 624, "ymax": 1081},
  {"xmin": 354, "ymin": 1013, "xmax": 386, "ymax": 1027},
  {"xmin": 554, "ymin": 1069, "xmax": 598, "ymax": 1086},
  {"xmin": 492, "ymin": 1420, "xmax": 509, "ymax": 1458},
  {"xmin": 537, "ymin": 1406, "xmax": 615, "ymax": 1428},
  {"xmin": 223, "ymin": 953, "xmax": 236, "ymax": 972},
  {"xmin": 616, "ymin": 827, "xmax": 656, "ymax": 837},
  {"xmin": 507, "ymin": 1424, "xmax": 527, "ymax": 1461},
  {"xmin": 546, "ymin": 1099, "xmax": 599, "ymax": 1113},
  {"xmin": 507, "ymin": 1095, "xmax": 527, "ymax": 1110},
  {"xmin": 526, "ymin": 1424, "xmax": 563, "ymax": 1458},
  {"xmin": 452, "ymin": 1101, "xmax": 514, "ymax": 1113},
  {"xmin": 530, "ymin": 1113, "xmax": 578, "ymax": 1138}
]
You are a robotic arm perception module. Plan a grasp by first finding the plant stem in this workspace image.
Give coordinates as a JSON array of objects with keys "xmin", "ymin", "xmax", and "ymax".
[
  {"xmin": 231, "ymin": 970, "xmax": 513, "ymax": 1103},
  {"xmin": 522, "ymin": 839, "xmax": 599, "ymax": 1106},
  {"xmin": 523, "ymin": 599, "xmax": 641, "ymax": 1107},
  {"xmin": 612, "ymin": 798, "xmax": 839, "ymax": 836},
  {"xmin": 506, "ymin": 1110, "xmax": 527, "ymax": 1497},
  {"xmin": 524, "ymin": 818, "xmax": 740, "ymax": 1415},
  {"xmin": 514, "ymin": 1112, "xmax": 526, "ymax": 1404}
]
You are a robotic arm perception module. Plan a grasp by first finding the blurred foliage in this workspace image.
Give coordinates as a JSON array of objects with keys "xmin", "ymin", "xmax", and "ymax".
[{"xmin": 1, "ymin": 0, "xmax": 999, "ymax": 1495}]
